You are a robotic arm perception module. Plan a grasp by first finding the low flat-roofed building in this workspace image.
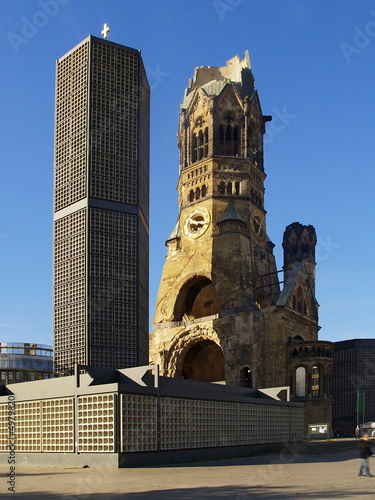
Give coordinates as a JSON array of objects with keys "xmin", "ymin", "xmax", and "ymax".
[
  {"xmin": 0, "ymin": 342, "xmax": 53, "ymax": 384},
  {"xmin": 0, "ymin": 364, "xmax": 303, "ymax": 467}
]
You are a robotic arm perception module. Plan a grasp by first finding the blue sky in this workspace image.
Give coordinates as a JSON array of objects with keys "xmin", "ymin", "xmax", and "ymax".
[{"xmin": 1, "ymin": 0, "xmax": 375, "ymax": 347}]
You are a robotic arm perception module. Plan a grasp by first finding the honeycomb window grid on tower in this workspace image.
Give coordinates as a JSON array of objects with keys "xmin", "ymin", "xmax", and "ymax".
[
  {"xmin": 92, "ymin": 63, "xmax": 116, "ymax": 89},
  {"xmin": 113, "ymin": 303, "xmax": 137, "ymax": 326},
  {"xmin": 70, "ymin": 279, "xmax": 85, "ymax": 302},
  {"xmin": 90, "ymin": 349, "xmax": 114, "ymax": 368},
  {"xmin": 70, "ymin": 110, "xmax": 87, "ymax": 136},
  {"xmin": 69, "ymin": 154, "xmax": 86, "ymax": 179},
  {"xmin": 91, "ymin": 106, "xmax": 114, "ymax": 132},
  {"xmin": 90, "ymin": 254, "xmax": 113, "ymax": 278},
  {"xmin": 114, "ymin": 348, "xmax": 137, "ymax": 366},
  {"xmin": 113, "ymin": 328, "xmax": 137, "ymax": 349},
  {"xmin": 115, "ymin": 158, "xmax": 137, "ymax": 181},
  {"xmin": 70, "ymin": 130, "xmax": 87, "ymax": 158},
  {"xmin": 69, "ymin": 255, "xmax": 85, "ymax": 279},
  {"xmin": 115, "ymin": 134, "xmax": 137, "ymax": 156},
  {"xmin": 91, "ymin": 129, "xmax": 115, "ymax": 155},
  {"xmin": 70, "ymin": 86, "xmax": 88, "ymax": 115},
  {"xmin": 114, "ymin": 92, "xmax": 138, "ymax": 114},
  {"xmin": 91, "ymin": 152, "xmax": 115, "ymax": 178},
  {"xmin": 114, "ymin": 212, "xmax": 137, "ymax": 236},
  {"xmin": 90, "ymin": 175, "xmax": 113, "ymax": 199},
  {"xmin": 70, "ymin": 233, "xmax": 85, "ymax": 258}
]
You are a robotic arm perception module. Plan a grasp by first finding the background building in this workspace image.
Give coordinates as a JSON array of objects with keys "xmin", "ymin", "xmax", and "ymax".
[
  {"xmin": 332, "ymin": 339, "xmax": 375, "ymax": 437},
  {"xmin": 0, "ymin": 342, "xmax": 53, "ymax": 384},
  {"xmin": 150, "ymin": 53, "xmax": 332, "ymax": 434},
  {"xmin": 53, "ymin": 35, "xmax": 150, "ymax": 375}
]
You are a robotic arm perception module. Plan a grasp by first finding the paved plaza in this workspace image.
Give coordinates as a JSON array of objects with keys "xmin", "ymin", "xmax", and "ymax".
[{"xmin": 1, "ymin": 446, "xmax": 374, "ymax": 499}]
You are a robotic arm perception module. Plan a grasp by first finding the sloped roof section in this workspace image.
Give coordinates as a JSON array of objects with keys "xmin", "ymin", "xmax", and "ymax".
[
  {"xmin": 276, "ymin": 261, "xmax": 303, "ymax": 307},
  {"xmin": 167, "ymin": 220, "xmax": 180, "ymax": 241},
  {"xmin": 218, "ymin": 200, "xmax": 245, "ymax": 223}
]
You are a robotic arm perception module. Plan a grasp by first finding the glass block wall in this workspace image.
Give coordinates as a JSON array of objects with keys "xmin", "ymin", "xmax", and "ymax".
[
  {"xmin": 78, "ymin": 394, "xmax": 115, "ymax": 452},
  {"xmin": 0, "ymin": 392, "xmax": 303, "ymax": 456},
  {"xmin": 53, "ymin": 36, "xmax": 149, "ymax": 375},
  {"xmin": 159, "ymin": 398, "xmax": 297, "ymax": 450}
]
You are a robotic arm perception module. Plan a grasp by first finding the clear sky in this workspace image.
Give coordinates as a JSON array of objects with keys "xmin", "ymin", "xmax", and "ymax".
[{"xmin": 1, "ymin": 0, "xmax": 374, "ymax": 347}]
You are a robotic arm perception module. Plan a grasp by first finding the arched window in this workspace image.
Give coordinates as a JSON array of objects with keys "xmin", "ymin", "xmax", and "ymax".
[
  {"xmin": 296, "ymin": 366, "xmax": 306, "ymax": 397},
  {"xmin": 201, "ymin": 185, "xmax": 207, "ymax": 197},
  {"xmin": 219, "ymin": 113, "xmax": 239, "ymax": 156},
  {"xmin": 192, "ymin": 120, "xmax": 208, "ymax": 163},
  {"xmin": 192, "ymin": 133, "xmax": 197, "ymax": 163},
  {"xmin": 203, "ymin": 128, "xmax": 208, "ymax": 157},
  {"xmin": 235, "ymin": 181, "xmax": 240, "ymax": 195},
  {"xmin": 195, "ymin": 187, "xmax": 200, "ymax": 200},
  {"xmin": 189, "ymin": 190, "xmax": 194, "ymax": 202},
  {"xmin": 198, "ymin": 130, "xmax": 204, "ymax": 160},
  {"xmin": 312, "ymin": 365, "xmax": 320, "ymax": 396},
  {"xmin": 218, "ymin": 181, "xmax": 226, "ymax": 194},
  {"xmin": 227, "ymin": 182, "xmax": 232, "ymax": 194}
]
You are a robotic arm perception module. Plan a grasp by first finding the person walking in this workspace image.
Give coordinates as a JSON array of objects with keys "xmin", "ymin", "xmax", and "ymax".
[
  {"xmin": 355, "ymin": 425, "xmax": 360, "ymax": 439},
  {"xmin": 358, "ymin": 432, "xmax": 373, "ymax": 476}
]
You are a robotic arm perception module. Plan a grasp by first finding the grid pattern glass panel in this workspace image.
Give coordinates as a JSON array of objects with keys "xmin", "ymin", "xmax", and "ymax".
[
  {"xmin": 191, "ymin": 400, "xmax": 217, "ymax": 448},
  {"xmin": 121, "ymin": 395, "xmax": 157, "ymax": 451},
  {"xmin": 55, "ymin": 41, "xmax": 88, "ymax": 211},
  {"xmin": 78, "ymin": 394, "xmax": 115, "ymax": 452},
  {"xmin": 88, "ymin": 208, "xmax": 138, "ymax": 369},
  {"xmin": 89, "ymin": 40, "xmax": 139, "ymax": 205},
  {"xmin": 54, "ymin": 208, "xmax": 86, "ymax": 375},
  {"xmin": 160, "ymin": 398, "xmax": 304, "ymax": 450},
  {"xmin": 16, "ymin": 401, "xmax": 41, "ymax": 452},
  {"xmin": 290, "ymin": 406, "xmax": 304, "ymax": 439},
  {"xmin": 217, "ymin": 402, "xmax": 238, "ymax": 446},
  {"xmin": 161, "ymin": 398, "xmax": 191, "ymax": 450},
  {"xmin": 42, "ymin": 398, "xmax": 74, "ymax": 452},
  {"xmin": 0, "ymin": 403, "xmax": 13, "ymax": 452}
]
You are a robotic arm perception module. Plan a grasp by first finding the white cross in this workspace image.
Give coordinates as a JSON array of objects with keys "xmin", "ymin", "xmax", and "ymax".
[{"xmin": 101, "ymin": 23, "xmax": 110, "ymax": 39}]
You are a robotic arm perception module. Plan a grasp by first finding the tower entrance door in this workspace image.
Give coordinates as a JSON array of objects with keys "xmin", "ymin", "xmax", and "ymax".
[{"xmin": 181, "ymin": 340, "xmax": 224, "ymax": 382}]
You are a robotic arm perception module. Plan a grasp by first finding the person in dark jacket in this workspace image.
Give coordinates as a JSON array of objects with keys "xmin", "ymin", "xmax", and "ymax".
[{"xmin": 358, "ymin": 432, "xmax": 373, "ymax": 476}]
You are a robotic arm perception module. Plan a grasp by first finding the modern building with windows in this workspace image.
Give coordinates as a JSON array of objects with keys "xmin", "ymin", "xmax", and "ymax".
[
  {"xmin": 0, "ymin": 342, "xmax": 53, "ymax": 385},
  {"xmin": 332, "ymin": 339, "xmax": 375, "ymax": 437},
  {"xmin": 53, "ymin": 35, "xmax": 150, "ymax": 375}
]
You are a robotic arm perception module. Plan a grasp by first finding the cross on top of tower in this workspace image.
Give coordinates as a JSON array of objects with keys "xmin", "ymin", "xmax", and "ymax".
[{"xmin": 101, "ymin": 23, "xmax": 110, "ymax": 39}]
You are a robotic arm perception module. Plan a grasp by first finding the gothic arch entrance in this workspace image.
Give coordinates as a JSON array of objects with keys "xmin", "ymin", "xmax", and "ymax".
[{"xmin": 181, "ymin": 340, "xmax": 224, "ymax": 382}]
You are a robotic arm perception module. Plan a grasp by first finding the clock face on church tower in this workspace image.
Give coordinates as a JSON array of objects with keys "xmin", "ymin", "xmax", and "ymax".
[
  {"xmin": 251, "ymin": 210, "xmax": 265, "ymax": 239},
  {"xmin": 183, "ymin": 207, "xmax": 210, "ymax": 239}
]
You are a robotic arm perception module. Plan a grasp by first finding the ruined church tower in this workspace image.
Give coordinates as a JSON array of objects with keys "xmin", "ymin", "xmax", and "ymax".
[{"xmin": 149, "ymin": 53, "xmax": 332, "ymax": 430}]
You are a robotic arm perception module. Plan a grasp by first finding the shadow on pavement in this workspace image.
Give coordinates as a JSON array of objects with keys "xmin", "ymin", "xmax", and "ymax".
[{"xmin": 1, "ymin": 485, "xmax": 374, "ymax": 499}]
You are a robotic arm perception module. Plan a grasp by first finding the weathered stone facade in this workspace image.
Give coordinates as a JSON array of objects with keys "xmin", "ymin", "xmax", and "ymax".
[{"xmin": 150, "ymin": 53, "xmax": 332, "ymax": 434}]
